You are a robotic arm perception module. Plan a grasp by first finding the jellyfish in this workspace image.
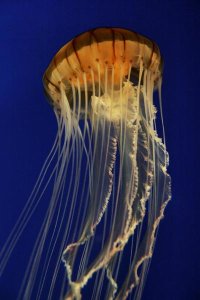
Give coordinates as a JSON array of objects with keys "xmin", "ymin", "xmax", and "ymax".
[{"xmin": 0, "ymin": 28, "xmax": 171, "ymax": 300}]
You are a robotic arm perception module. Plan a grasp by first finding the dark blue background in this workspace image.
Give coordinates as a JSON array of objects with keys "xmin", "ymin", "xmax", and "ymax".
[{"xmin": 0, "ymin": 1, "xmax": 199, "ymax": 299}]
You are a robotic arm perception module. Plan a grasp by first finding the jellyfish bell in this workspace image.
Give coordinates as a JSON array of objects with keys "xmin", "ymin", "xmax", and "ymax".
[
  {"xmin": 43, "ymin": 28, "xmax": 162, "ymax": 108},
  {"xmin": 0, "ymin": 28, "xmax": 171, "ymax": 300}
]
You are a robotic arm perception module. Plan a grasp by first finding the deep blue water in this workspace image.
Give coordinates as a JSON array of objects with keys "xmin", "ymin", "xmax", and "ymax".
[{"xmin": 0, "ymin": 1, "xmax": 200, "ymax": 299}]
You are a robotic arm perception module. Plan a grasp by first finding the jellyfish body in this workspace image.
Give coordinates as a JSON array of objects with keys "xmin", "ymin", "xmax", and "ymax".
[{"xmin": 0, "ymin": 28, "xmax": 171, "ymax": 300}]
